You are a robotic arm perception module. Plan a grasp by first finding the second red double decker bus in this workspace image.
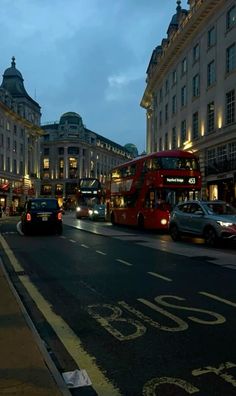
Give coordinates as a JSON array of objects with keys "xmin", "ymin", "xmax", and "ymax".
[{"xmin": 106, "ymin": 150, "xmax": 201, "ymax": 230}]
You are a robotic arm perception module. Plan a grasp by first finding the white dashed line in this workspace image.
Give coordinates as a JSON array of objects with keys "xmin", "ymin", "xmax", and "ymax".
[
  {"xmin": 69, "ymin": 239, "xmax": 76, "ymax": 243},
  {"xmin": 147, "ymin": 271, "xmax": 172, "ymax": 282},
  {"xmin": 96, "ymin": 250, "xmax": 107, "ymax": 255},
  {"xmin": 81, "ymin": 244, "xmax": 89, "ymax": 248},
  {"xmin": 116, "ymin": 259, "xmax": 132, "ymax": 266}
]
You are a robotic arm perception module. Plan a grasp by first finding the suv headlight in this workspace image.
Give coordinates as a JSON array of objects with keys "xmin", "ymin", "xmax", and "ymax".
[{"xmin": 217, "ymin": 221, "xmax": 233, "ymax": 227}]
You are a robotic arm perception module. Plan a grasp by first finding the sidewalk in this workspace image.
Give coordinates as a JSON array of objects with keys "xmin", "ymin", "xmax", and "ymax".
[{"xmin": 0, "ymin": 261, "xmax": 70, "ymax": 396}]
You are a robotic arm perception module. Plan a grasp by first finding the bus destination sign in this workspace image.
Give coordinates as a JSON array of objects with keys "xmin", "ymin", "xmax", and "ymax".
[{"xmin": 164, "ymin": 176, "xmax": 196, "ymax": 185}]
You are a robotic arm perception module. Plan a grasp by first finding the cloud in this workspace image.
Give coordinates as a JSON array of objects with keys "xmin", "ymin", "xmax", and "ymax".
[{"xmin": 0, "ymin": 0, "xmax": 189, "ymax": 153}]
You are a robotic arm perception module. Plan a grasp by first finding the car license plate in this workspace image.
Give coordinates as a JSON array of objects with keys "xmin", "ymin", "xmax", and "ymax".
[{"xmin": 42, "ymin": 216, "xmax": 48, "ymax": 221}]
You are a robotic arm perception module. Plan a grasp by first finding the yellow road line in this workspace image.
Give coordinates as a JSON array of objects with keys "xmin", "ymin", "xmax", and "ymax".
[{"xmin": 0, "ymin": 235, "xmax": 121, "ymax": 396}]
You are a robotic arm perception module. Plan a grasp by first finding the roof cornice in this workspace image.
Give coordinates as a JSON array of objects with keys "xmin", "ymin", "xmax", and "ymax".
[
  {"xmin": 0, "ymin": 100, "xmax": 44, "ymax": 136},
  {"xmin": 140, "ymin": 0, "xmax": 222, "ymax": 109}
]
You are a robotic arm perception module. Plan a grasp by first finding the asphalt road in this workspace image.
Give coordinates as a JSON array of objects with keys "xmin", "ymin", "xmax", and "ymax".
[{"xmin": 1, "ymin": 216, "xmax": 236, "ymax": 396}]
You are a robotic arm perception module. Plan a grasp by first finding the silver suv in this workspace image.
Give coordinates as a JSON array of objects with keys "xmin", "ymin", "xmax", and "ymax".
[{"xmin": 169, "ymin": 200, "xmax": 236, "ymax": 246}]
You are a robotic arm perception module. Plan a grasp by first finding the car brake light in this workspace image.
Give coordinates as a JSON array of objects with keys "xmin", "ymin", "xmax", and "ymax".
[
  {"xmin": 26, "ymin": 213, "xmax": 31, "ymax": 221},
  {"xmin": 58, "ymin": 212, "xmax": 62, "ymax": 220}
]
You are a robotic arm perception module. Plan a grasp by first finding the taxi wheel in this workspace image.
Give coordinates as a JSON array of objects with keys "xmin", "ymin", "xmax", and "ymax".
[
  {"xmin": 21, "ymin": 222, "xmax": 29, "ymax": 236},
  {"xmin": 56, "ymin": 224, "xmax": 63, "ymax": 235}
]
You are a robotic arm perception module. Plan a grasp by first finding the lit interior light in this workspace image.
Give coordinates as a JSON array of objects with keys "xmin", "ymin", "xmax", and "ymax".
[
  {"xmin": 188, "ymin": 128, "xmax": 191, "ymax": 141},
  {"xmin": 218, "ymin": 114, "xmax": 222, "ymax": 129},
  {"xmin": 201, "ymin": 122, "xmax": 205, "ymax": 136},
  {"xmin": 183, "ymin": 140, "xmax": 193, "ymax": 150}
]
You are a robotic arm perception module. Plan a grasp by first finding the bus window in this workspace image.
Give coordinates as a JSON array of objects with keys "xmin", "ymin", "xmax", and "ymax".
[{"xmin": 152, "ymin": 157, "xmax": 161, "ymax": 170}]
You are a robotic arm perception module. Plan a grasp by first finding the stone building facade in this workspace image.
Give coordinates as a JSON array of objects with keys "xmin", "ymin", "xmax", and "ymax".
[
  {"xmin": 141, "ymin": 0, "xmax": 236, "ymax": 204},
  {"xmin": 41, "ymin": 112, "xmax": 133, "ymax": 207},
  {"xmin": 0, "ymin": 58, "xmax": 43, "ymax": 212},
  {"xmin": 0, "ymin": 59, "xmax": 134, "ymax": 212}
]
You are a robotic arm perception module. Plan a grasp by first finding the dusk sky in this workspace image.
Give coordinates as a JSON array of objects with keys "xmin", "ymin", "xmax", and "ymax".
[{"xmin": 0, "ymin": 0, "xmax": 188, "ymax": 153}]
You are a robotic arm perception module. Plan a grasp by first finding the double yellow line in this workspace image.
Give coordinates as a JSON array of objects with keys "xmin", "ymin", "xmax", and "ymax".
[{"xmin": 0, "ymin": 234, "xmax": 121, "ymax": 396}]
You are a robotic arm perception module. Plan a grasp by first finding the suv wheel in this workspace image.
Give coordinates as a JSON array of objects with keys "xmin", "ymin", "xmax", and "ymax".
[
  {"xmin": 169, "ymin": 224, "xmax": 181, "ymax": 241},
  {"xmin": 204, "ymin": 227, "xmax": 217, "ymax": 247}
]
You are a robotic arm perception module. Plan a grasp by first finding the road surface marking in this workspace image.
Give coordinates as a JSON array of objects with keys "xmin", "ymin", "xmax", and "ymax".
[
  {"xmin": 199, "ymin": 291, "xmax": 236, "ymax": 308},
  {"xmin": 116, "ymin": 259, "xmax": 132, "ymax": 266},
  {"xmin": 69, "ymin": 239, "xmax": 76, "ymax": 243},
  {"xmin": 0, "ymin": 234, "xmax": 23, "ymax": 272},
  {"xmin": 147, "ymin": 272, "xmax": 172, "ymax": 282},
  {"xmin": 81, "ymin": 244, "xmax": 89, "ymax": 248},
  {"xmin": 96, "ymin": 250, "xmax": 107, "ymax": 255},
  {"xmin": 0, "ymin": 235, "xmax": 121, "ymax": 396}
]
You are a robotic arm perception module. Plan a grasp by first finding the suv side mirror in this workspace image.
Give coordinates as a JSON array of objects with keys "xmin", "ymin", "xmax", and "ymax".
[{"xmin": 195, "ymin": 210, "xmax": 204, "ymax": 215}]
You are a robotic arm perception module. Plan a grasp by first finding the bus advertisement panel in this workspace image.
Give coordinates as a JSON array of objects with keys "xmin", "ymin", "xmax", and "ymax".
[{"xmin": 107, "ymin": 150, "xmax": 201, "ymax": 230}]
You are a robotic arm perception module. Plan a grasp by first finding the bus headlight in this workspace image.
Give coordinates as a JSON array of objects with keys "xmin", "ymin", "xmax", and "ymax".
[{"xmin": 161, "ymin": 218, "xmax": 168, "ymax": 225}]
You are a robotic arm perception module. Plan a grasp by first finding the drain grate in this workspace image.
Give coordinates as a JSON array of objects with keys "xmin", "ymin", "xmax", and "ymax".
[{"xmin": 16, "ymin": 270, "xmax": 26, "ymax": 276}]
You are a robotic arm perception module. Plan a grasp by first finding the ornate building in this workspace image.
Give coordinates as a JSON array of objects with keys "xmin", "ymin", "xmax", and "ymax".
[
  {"xmin": 0, "ymin": 57, "xmax": 43, "ymax": 212},
  {"xmin": 141, "ymin": 0, "xmax": 236, "ymax": 203},
  {"xmin": 41, "ymin": 112, "xmax": 133, "ymax": 207}
]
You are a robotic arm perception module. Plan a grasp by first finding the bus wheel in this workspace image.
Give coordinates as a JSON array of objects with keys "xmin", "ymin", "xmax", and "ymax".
[
  {"xmin": 111, "ymin": 213, "xmax": 116, "ymax": 225},
  {"xmin": 138, "ymin": 214, "xmax": 144, "ymax": 229}
]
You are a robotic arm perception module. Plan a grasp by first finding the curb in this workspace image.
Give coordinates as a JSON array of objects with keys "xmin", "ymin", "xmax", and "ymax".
[{"xmin": 0, "ymin": 259, "xmax": 71, "ymax": 396}]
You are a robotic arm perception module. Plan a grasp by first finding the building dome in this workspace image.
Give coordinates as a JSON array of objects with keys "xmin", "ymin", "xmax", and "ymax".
[
  {"xmin": 3, "ymin": 57, "xmax": 23, "ymax": 79},
  {"xmin": 124, "ymin": 143, "xmax": 138, "ymax": 157},
  {"xmin": 0, "ymin": 57, "xmax": 39, "ymax": 108},
  {"xmin": 167, "ymin": 1, "xmax": 188, "ymax": 36},
  {"xmin": 59, "ymin": 111, "xmax": 83, "ymax": 125}
]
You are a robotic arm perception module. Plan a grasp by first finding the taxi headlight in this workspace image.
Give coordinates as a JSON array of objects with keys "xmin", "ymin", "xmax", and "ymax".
[{"xmin": 88, "ymin": 210, "xmax": 93, "ymax": 215}]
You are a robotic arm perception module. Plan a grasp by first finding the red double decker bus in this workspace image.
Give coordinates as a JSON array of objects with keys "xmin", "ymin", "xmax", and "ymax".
[{"xmin": 107, "ymin": 150, "xmax": 201, "ymax": 230}]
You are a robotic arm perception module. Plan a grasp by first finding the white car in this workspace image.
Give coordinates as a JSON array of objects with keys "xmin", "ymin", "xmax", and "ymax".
[
  {"xmin": 169, "ymin": 200, "xmax": 236, "ymax": 246},
  {"xmin": 88, "ymin": 204, "xmax": 106, "ymax": 221}
]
